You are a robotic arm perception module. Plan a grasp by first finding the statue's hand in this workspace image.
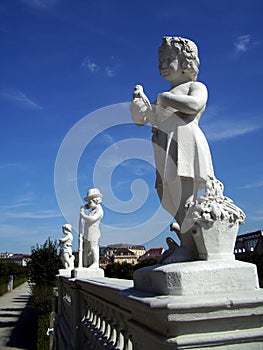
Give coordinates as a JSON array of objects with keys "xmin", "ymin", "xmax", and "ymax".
[
  {"xmin": 130, "ymin": 99, "xmax": 149, "ymax": 126},
  {"xmin": 80, "ymin": 205, "xmax": 87, "ymax": 213},
  {"xmin": 130, "ymin": 98, "xmax": 147, "ymax": 112}
]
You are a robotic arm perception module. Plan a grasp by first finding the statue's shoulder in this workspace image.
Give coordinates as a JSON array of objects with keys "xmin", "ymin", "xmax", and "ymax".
[
  {"xmin": 190, "ymin": 81, "xmax": 207, "ymax": 91},
  {"xmin": 189, "ymin": 81, "xmax": 208, "ymax": 98}
]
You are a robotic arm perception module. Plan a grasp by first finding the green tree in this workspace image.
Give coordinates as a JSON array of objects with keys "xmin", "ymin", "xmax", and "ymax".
[
  {"xmin": 27, "ymin": 238, "xmax": 62, "ymax": 286},
  {"xmin": 0, "ymin": 260, "xmax": 25, "ymax": 277},
  {"xmin": 105, "ymin": 262, "xmax": 134, "ymax": 279},
  {"xmin": 0, "ymin": 260, "xmax": 27, "ymax": 295},
  {"xmin": 134, "ymin": 258, "xmax": 159, "ymax": 271}
]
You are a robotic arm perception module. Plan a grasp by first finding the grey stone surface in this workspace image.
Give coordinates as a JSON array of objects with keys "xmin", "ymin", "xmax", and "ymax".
[
  {"xmin": 134, "ymin": 260, "xmax": 259, "ymax": 295},
  {"xmin": 0, "ymin": 282, "xmax": 37, "ymax": 349}
]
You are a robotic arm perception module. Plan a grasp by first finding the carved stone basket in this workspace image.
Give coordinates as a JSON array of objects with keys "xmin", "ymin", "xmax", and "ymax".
[
  {"xmin": 186, "ymin": 176, "xmax": 246, "ymax": 262},
  {"xmin": 192, "ymin": 220, "xmax": 238, "ymax": 261}
]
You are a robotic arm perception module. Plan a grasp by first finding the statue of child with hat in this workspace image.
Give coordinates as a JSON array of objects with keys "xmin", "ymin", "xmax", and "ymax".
[{"xmin": 79, "ymin": 188, "xmax": 104, "ymax": 269}]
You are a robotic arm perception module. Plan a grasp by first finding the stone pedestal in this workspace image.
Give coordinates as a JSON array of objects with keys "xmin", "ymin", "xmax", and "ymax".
[
  {"xmin": 72, "ymin": 267, "xmax": 104, "ymax": 278},
  {"xmin": 134, "ymin": 260, "xmax": 259, "ymax": 296},
  {"xmin": 58, "ymin": 268, "xmax": 73, "ymax": 277},
  {"xmin": 121, "ymin": 287, "xmax": 263, "ymax": 349},
  {"xmin": 132, "ymin": 259, "xmax": 263, "ymax": 348}
]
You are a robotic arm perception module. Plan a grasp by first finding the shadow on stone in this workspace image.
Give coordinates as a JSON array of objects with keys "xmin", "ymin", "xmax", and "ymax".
[{"xmin": 7, "ymin": 297, "xmax": 37, "ymax": 350}]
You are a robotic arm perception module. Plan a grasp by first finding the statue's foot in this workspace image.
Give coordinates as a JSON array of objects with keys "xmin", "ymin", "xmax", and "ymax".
[
  {"xmin": 87, "ymin": 263, "xmax": 100, "ymax": 270},
  {"xmin": 170, "ymin": 222, "xmax": 180, "ymax": 234},
  {"xmin": 159, "ymin": 236, "xmax": 198, "ymax": 264}
]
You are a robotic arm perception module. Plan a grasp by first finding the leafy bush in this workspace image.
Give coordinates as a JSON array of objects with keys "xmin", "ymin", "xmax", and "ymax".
[
  {"xmin": 27, "ymin": 238, "xmax": 62, "ymax": 286},
  {"xmin": 0, "ymin": 260, "xmax": 26, "ymax": 278},
  {"xmin": 134, "ymin": 258, "xmax": 159, "ymax": 271},
  {"xmin": 26, "ymin": 238, "xmax": 61, "ymax": 348},
  {"xmin": 105, "ymin": 259, "xmax": 159, "ymax": 280},
  {"xmin": 37, "ymin": 314, "xmax": 50, "ymax": 350},
  {"xmin": 31, "ymin": 284, "xmax": 55, "ymax": 314},
  {"xmin": 0, "ymin": 261, "xmax": 27, "ymax": 296},
  {"xmin": 105, "ymin": 262, "xmax": 134, "ymax": 279}
]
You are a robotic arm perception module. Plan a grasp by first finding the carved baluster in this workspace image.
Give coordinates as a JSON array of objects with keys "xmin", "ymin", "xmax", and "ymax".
[
  {"xmin": 108, "ymin": 322, "xmax": 116, "ymax": 347},
  {"xmin": 115, "ymin": 329, "xmax": 124, "ymax": 349},
  {"xmin": 123, "ymin": 332, "xmax": 133, "ymax": 350}
]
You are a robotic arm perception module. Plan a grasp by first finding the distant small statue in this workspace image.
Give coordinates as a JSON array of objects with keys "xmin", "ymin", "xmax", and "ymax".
[
  {"xmin": 59, "ymin": 224, "xmax": 75, "ymax": 269},
  {"xmin": 79, "ymin": 188, "xmax": 103, "ymax": 269},
  {"xmin": 130, "ymin": 36, "xmax": 214, "ymax": 262}
]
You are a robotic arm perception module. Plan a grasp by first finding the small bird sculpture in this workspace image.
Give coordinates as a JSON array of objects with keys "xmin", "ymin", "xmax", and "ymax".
[{"xmin": 133, "ymin": 84, "xmax": 152, "ymax": 110}]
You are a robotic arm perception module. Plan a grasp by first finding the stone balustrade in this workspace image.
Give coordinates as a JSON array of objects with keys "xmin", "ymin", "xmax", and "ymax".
[
  {"xmin": 54, "ymin": 273, "xmax": 263, "ymax": 350},
  {"xmin": 55, "ymin": 276, "xmax": 134, "ymax": 350}
]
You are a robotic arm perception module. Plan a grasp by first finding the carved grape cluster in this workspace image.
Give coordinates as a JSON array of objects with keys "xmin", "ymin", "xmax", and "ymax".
[{"xmin": 188, "ymin": 176, "xmax": 245, "ymax": 226}]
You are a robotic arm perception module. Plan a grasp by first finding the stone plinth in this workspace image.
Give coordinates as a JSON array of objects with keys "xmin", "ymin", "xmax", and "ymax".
[
  {"xmin": 134, "ymin": 260, "xmax": 259, "ymax": 296},
  {"xmin": 72, "ymin": 267, "xmax": 104, "ymax": 279},
  {"xmin": 120, "ymin": 287, "xmax": 263, "ymax": 349},
  {"xmin": 58, "ymin": 268, "xmax": 72, "ymax": 277}
]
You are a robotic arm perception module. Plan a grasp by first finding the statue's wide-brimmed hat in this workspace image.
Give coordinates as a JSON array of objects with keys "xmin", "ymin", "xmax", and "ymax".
[
  {"xmin": 84, "ymin": 188, "xmax": 103, "ymax": 202},
  {"xmin": 62, "ymin": 224, "xmax": 72, "ymax": 232}
]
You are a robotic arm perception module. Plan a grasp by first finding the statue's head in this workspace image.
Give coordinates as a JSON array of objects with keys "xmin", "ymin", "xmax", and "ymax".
[
  {"xmin": 84, "ymin": 188, "xmax": 103, "ymax": 207},
  {"xmin": 62, "ymin": 223, "xmax": 72, "ymax": 234},
  {"xmin": 158, "ymin": 36, "xmax": 200, "ymax": 81}
]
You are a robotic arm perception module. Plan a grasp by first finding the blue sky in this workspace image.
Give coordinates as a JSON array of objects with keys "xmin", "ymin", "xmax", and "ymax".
[{"xmin": 0, "ymin": 0, "xmax": 262, "ymax": 254}]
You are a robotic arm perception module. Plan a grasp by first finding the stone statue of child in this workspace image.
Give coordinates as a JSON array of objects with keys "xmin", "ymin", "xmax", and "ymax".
[
  {"xmin": 130, "ymin": 36, "xmax": 214, "ymax": 262},
  {"xmin": 80, "ymin": 188, "xmax": 104, "ymax": 269},
  {"xmin": 59, "ymin": 224, "xmax": 75, "ymax": 269}
]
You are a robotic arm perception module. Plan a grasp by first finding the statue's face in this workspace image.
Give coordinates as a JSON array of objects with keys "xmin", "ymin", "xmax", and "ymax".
[
  {"xmin": 87, "ymin": 198, "xmax": 99, "ymax": 209},
  {"xmin": 159, "ymin": 48, "xmax": 182, "ymax": 82}
]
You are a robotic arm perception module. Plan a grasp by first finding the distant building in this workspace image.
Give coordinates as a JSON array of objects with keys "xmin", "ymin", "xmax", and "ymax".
[
  {"xmin": 111, "ymin": 248, "xmax": 137, "ymax": 264},
  {"xmin": 100, "ymin": 244, "xmax": 146, "ymax": 266},
  {"xmin": 0, "ymin": 253, "xmax": 31, "ymax": 266},
  {"xmin": 235, "ymin": 230, "xmax": 263, "ymax": 254},
  {"xmin": 138, "ymin": 248, "xmax": 164, "ymax": 261}
]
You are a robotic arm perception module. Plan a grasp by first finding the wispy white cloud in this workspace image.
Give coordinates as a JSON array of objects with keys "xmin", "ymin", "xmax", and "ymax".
[
  {"xmin": 235, "ymin": 34, "xmax": 251, "ymax": 53},
  {"xmin": 2, "ymin": 202, "xmax": 31, "ymax": 210},
  {"xmin": 0, "ymin": 193, "xmax": 34, "ymax": 210},
  {"xmin": 240, "ymin": 180, "xmax": 263, "ymax": 190},
  {"xmin": 1, "ymin": 89, "xmax": 43, "ymax": 110},
  {"xmin": 105, "ymin": 67, "xmax": 115, "ymax": 78},
  {"xmin": 203, "ymin": 120, "xmax": 261, "ymax": 142},
  {"xmin": 234, "ymin": 34, "xmax": 260, "ymax": 55},
  {"xmin": 105, "ymin": 56, "xmax": 121, "ymax": 77},
  {"xmin": 249, "ymin": 213, "xmax": 263, "ymax": 222},
  {"xmin": 0, "ymin": 222, "xmax": 64, "ymax": 253},
  {"xmin": 21, "ymin": 0, "xmax": 60, "ymax": 9},
  {"xmin": 81, "ymin": 56, "xmax": 99, "ymax": 73},
  {"xmin": 119, "ymin": 160, "xmax": 153, "ymax": 177},
  {"xmin": 0, "ymin": 162, "xmax": 21, "ymax": 170},
  {"xmin": 81, "ymin": 55, "xmax": 120, "ymax": 78},
  {"xmin": 100, "ymin": 132, "xmax": 118, "ymax": 146},
  {"xmin": 4, "ymin": 209, "xmax": 62, "ymax": 219}
]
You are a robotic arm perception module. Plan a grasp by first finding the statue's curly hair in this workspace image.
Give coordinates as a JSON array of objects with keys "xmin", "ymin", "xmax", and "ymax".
[{"xmin": 158, "ymin": 36, "xmax": 200, "ymax": 81}]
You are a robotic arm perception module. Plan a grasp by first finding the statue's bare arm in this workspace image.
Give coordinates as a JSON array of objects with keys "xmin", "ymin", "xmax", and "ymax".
[{"xmin": 157, "ymin": 82, "xmax": 208, "ymax": 115}]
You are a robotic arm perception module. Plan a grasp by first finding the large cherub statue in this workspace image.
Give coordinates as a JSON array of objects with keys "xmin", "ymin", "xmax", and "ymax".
[{"xmin": 130, "ymin": 36, "xmax": 214, "ymax": 262}]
